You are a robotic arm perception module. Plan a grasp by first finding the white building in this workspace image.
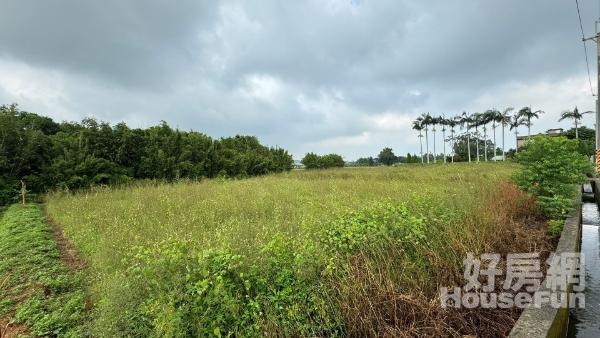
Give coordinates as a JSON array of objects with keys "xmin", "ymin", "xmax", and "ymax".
[{"xmin": 516, "ymin": 128, "xmax": 563, "ymax": 149}]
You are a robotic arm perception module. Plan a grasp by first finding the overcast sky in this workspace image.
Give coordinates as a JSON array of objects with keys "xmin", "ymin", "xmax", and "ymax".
[{"xmin": 0, "ymin": 0, "xmax": 598, "ymax": 160}]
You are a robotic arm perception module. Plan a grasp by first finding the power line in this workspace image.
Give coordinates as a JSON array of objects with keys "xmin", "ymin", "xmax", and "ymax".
[{"xmin": 575, "ymin": 0, "xmax": 596, "ymax": 96}]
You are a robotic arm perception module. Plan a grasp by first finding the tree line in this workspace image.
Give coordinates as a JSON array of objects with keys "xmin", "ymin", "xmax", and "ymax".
[
  {"xmin": 0, "ymin": 104, "xmax": 293, "ymax": 205},
  {"xmin": 411, "ymin": 106, "xmax": 592, "ymax": 163},
  {"xmin": 353, "ymin": 148, "xmax": 421, "ymax": 166}
]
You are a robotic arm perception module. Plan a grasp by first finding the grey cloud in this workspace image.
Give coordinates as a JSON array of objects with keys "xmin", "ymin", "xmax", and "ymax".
[
  {"xmin": 0, "ymin": 0, "xmax": 217, "ymax": 89},
  {"xmin": 0, "ymin": 0, "xmax": 597, "ymax": 160}
]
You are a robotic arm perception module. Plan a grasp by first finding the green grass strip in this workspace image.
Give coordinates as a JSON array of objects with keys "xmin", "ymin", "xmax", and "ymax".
[{"xmin": 0, "ymin": 204, "xmax": 86, "ymax": 337}]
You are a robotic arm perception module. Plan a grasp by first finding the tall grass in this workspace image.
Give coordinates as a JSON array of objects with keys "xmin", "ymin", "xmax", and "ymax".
[{"xmin": 45, "ymin": 163, "xmax": 547, "ymax": 336}]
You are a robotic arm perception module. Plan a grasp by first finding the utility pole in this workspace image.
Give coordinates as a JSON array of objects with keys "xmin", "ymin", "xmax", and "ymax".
[
  {"xmin": 584, "ymin": 26, "xmax": 600, "ymax": 171},
  {"xmin": 597, "ymin": 30, "xmax": 600, "ymax": 171}
]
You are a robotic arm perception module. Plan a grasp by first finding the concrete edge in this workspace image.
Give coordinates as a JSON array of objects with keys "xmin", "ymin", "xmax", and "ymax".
[{"xmin": 508, "ymin": 186, "xmax": 583, "ymax": 338}]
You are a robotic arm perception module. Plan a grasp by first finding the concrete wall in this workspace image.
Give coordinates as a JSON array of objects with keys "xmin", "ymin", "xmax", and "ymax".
[{"xmin": 508, "ymin": 187, "xmax": 583, "ymax": 338}]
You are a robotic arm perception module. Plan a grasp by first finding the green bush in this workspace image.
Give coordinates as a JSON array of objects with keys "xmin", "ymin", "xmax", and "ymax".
[
  {"xmin": 301, "ymin": 153, "xmax": 344, "ymax": 169},
  {"xmin": 548, "ymin": 219, "xmax": 564, "ymax": 236},
  {"xmin": 512, "ymin": 136, "xmax": 592, "ymax": 219}
]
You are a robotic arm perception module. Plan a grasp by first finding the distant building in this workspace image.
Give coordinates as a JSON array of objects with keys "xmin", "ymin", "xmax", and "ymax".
[
  {"xmin": 293, "ymin": 160, "xmax": 305, "ymax": 169},
  {"xmin": 516, "ymin": 128, "xmax": 563, "ymax": 149}
]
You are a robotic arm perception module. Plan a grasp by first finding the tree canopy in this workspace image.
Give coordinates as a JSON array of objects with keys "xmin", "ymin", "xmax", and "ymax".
[
  {"xmin": 0, "ymin": 104, "xmax": 293, "ymax": 205},
  {"xmin": 301, "ymin": 153, "xmax": 344, "ymax": 169},
  {"xmin": 377, "ymin": 147, "xmax": 397, "ymax": 166}
]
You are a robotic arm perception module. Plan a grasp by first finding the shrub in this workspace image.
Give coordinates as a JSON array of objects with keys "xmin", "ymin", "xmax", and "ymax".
[
  {"xmin": 548, "ymin": 219, "xmax": 564, "ymax": 236},
  {"xmin": 512, "ymin": 136, "xmax": 592, "ymax": 219},
  {"xmin": 301, "ymin": 153, "xmax": 344, "ymax": 169}
]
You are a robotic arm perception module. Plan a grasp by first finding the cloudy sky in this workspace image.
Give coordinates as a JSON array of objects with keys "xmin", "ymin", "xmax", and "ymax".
[{"xmin": 0, "ymin": 0, "xmax": 598, "ymax": 160}]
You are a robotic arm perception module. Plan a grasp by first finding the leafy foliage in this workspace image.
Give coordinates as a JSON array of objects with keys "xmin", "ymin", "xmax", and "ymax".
[
  {"xmin": 377, "ymin": 147, "xmax": 397, "ymax": 166},
  {"xmin": 116, "ymin": 239, "xmax": 341, "ymax": 337},
  {"xmin": 512, "ymin": 136, "xmax": 592, "ymax": 218},
  {"xmin": 301, "ymin": 153, "xmax": 344, "ymax": 169},
  {"xmin": 451, "ymin": 134, "xmax": 500, "ymax": 162},
  {"xmin": 0, "ymin": 104, "xmax": 293, "ymax": 205},
  {"xmin": 354, "ymin": 156, "xmax": 378, "ymax": 166},
  {"xmin": 561, "ymin": 126, "xmax": 595, "ymax": 157}
]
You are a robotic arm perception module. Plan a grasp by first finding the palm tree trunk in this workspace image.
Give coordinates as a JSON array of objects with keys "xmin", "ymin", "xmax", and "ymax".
[
  {"xmin": 493, "ymin": 124, "xmax": 497, "ymax": 161},
  {"xmin": 451, "ymin": 131, "xmax": 455, "ymax": 163},
  {"xmin": 575, "ymin": 120, "xmax": 579, "ymax": 139},
  {"xmin": 501, "ymin": 123, "xmax": 505, "ymax": 160},
  {"xmin": 467, "ymin": 132, "xmax": 471, "ymax": 163},
  {"xmin": 527, "ymin": 117, "xmax": 531, "ymax": 138},
  {"xmin": 515, "ymin": 130, "xmax": 519, "ymax": 153},
  {"xmin": 433, "ymin": 128, "xmax": 437, "ymax": 163},
  {"xmin": 484, "ymin": 127, "xmax": 488, "ymax": 162},
  {"xmin": 419, "ymin": 131, "xmax": 423, "ymax": 163},
  {"xmin": 442, "ymin": 129, "xmax": 446, "ymax": 163},
  {"xmin": 425, "ymin": 128, "xmax": 429, "ymax": 164},
  {"xmin": 475, "ymin": 126, "xmax": 480, "ymax": 163}
]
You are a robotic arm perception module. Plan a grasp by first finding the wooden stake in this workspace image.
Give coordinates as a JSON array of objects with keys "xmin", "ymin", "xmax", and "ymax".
[{"xmin": 20, "ymin": 180, "xmax": 26, "ymax": 205}]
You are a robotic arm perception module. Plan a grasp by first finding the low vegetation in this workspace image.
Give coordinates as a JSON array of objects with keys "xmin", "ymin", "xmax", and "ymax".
[
  {"xmin": 45, "ymin": 163, "xmax": 552, "ymax": 336},
  {"xmin": 0, "ymin": 204, "xmax": 86, "ymax": 337},
  {"xmin": 512, "ymin": 136, "xmax": 593, "ymax": 226}
]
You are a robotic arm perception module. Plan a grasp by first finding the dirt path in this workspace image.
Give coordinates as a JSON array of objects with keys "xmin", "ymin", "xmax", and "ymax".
[
  {"xmin": 0, "ymin": 204, "xmax": 88, "ymax": 337},
  {"xmin": 43, "ymin": 207, "xmax": 87, "ymax": 271},
  {"xmin": 0, "ymin": 318, "xmax": 28, "ymax": 338}
]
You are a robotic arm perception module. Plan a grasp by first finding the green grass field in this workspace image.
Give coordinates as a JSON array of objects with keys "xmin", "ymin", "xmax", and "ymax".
[
  {"xmin": 44, "ymin": 163, "xmax": 548, "ymax": 336},
  {"xmin": 0, "ymin": 204, "xmax": 86, "ymax": 337}
]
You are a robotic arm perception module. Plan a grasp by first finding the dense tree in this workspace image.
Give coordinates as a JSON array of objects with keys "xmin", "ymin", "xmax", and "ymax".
[
  {"xmin": 0, "ymin": 104, "xmax": 293, "ymax": 205},
  {"xmin": 321, "ymin": 154, "xmax": 345, "ymax": 168},
  {"xmin": 561, "ymin": 126, "xmax": 595, "ymax": 157},
  {"xmin": 355, "ymin": 157, "xmax": 377, "ymax": 166},
  {"xmin": 513, "ymin": 136, "xmax": 592, "ymax": 217},
  {"xmin": 451, "ymin": 135, "xmax": 497, "ymax": 163},
  {"xmin": 377, "ymin": 147, "xmax": 397, "ymax": 166},
  {"xmin": 405, "ymin": 153, "xmax": 421, "ymax": 163},
  {"xmin": 301, "ymin": 153, "xmax": 344, "ymax": 169}
]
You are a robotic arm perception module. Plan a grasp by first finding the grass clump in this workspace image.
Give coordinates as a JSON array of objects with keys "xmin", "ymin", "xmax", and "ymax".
[{"xmin": 0, "ymin": 204, "xmax": 86, "ymax": 337}]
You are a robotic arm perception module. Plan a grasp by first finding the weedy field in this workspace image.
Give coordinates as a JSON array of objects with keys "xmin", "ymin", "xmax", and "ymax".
[{"xmin": 44, "ymin": 163, "xmax": 551, "ymax": 337}]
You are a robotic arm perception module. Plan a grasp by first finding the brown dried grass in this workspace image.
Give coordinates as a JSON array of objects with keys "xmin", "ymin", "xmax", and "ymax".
[{"xmin": 335, "ymin": 183, "xmax": 552, "ymax": 337}]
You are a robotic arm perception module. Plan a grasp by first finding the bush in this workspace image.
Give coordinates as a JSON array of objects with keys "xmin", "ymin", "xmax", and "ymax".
[
  {"xmin": 301, "ymin": 153, "xmax": 344, "ymax": 169},
  {"xmin": 512, "ymin": 136, "xmax": 592, "ymax": 219}
]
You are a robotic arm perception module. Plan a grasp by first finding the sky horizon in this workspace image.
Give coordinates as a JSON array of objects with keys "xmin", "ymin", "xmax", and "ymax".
[{"xmin": 1, "ymin": 0, "xmax": 598, "ymax": 161}]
